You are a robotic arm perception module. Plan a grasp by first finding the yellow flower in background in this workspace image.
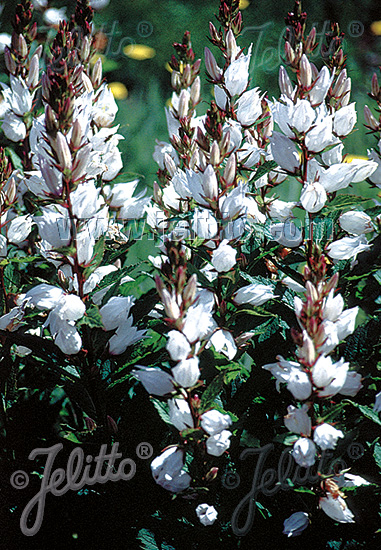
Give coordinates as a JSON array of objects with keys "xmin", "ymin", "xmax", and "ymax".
[
  {"xmin": 123, "ymin": 44, "xmax": 156, "ymax": 60},
  {"xmin": 370, "ymin": 21, "xmax": 381, "ymax": 35},
  {"xmin": 239, "ymin": 0, "xmax": 250, "ymax": 9},
  {"xmin": 344, "ymin": 154, "xmax": 369, "ymax": 163},
  {"xmin": 109, "ymin": 82, "xmax": 128, "ymax": 100}
]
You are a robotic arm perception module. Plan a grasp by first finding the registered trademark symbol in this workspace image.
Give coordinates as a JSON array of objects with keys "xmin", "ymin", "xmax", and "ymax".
[
  {"xmin": 137, "ymin": 21, "xmax": 153, "ymax": 38},
  {"xmin": 136, "ymin": 442, "xmax": 153, "ymax": 459},
  {"xmin": 348, "ymin": 21, "xmax": 364, "ymax": 38}
]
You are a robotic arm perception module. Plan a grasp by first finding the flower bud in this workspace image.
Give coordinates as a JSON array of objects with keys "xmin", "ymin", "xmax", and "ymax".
[
  {"xmin": 190, "ymin": 76, "xmax": 201, "ymax": 104},
  {"xmin": 153, "ymin": 181, "xmax": 162, "ymax": 203},
  {"xmin": 34, "ymin": 45, "xmax": 43, "ymax": 59},
  {"xmin": 45, "ymin": 105, "xmax": 58, "ymax": 134},
  {"xmin": 226, "ymin": 29, "xmax": 238, "ymax": 61},
  {"xmin": 41, "ymin": 73, "xmax": 51, "ymax": 101},
  {"xmin": 285, "ymin": 41, "xmax": 295, "ymax": 64},
  {"xmin": 177, "ymin": 89, "xmax": 190, "ymax": 119},
  {"xmin": 5, "ymin": 176, "xmax": 16, "ymax": 204},
  {"xmin": 70, "ymin": 119, "xmax": 83, "ymax": 149},
  {"xmin": 332, "ymin": 68, "xmax": 347, "ymax": 98},
  {"xmin": 91, "ymin": 57, "xmax": 103, "ymax": 88},
  {"xmin": 338, "ymin": 78, "xmax": 351, "ymax": 107},
  {"xmin": 4, "ymin": 48, "xmax": 17, "ymax": 74},
  {"xmin": 55, "ymin": 132, "xmax": 72, "ymax": 172},
  {"xmin": 164, "ymin": 153, "xmax": 177, "ymax": 177},
  {"xmin": 279, "ymin": 66, "xmax": 293, "ymax": 99},
  {"xmin": 204, "ymin": 47, "xmax": 221, "ymax": 81},
  {"xmin": 183, "ymin": 64, "xmax": 191, "ymax": 87},
  {"xmin": 27, "ymin": 54, "xmax": 40, "ymax": 89},
  {"xmin": 310, "ymin": 62, "xmax": 319, "ymax": 80},
  {"xmin": 171, "ymin": 70, "xmax": 181, "ymax": 90},
  {"xmin": 223, "ymin": 154, "xmax": 236, "ymax": 185},
  {"xmin": 205, "ymin": 467, "xmax": 219, "ymax": 483},
  {"xmin": 182, "ymin": 274, "xmax": 197, "ymax": 305},
  {"xmin": 81, "ymin": 36, "xmax": 91, "ymax": 61},
  {"xmin": 209, "ymin": 140, "xmax": 220, "ymax": 166},
  {"xmin": 220, "ymin": 130, "xmax": 230, "ymax": 157},
  {"xmin": 300, "ymin": 54, "xmax": 312, "ymax": 88},
  {"xmin": 371, "ymin": 73, "xmax": 380, "ymax": 98},
  {"xmin": 305, "ymin": 27, "xmax": 316, "ymax": 53},
  {"xmin": 18, "ymin": 34, "xmax": 28, "ymax": 58},
  {"xmin": 364, "ymin": 105, "xmax": 379, "ymax": 130}
]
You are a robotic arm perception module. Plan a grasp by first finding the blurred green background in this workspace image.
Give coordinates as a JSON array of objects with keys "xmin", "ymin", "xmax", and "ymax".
[{"xmin": 1, "ymin": 0, "xmax": 381, "ymax": 188}]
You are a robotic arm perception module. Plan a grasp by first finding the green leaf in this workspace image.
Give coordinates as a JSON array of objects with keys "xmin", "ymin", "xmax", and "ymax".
[
  {"xmin": 251, "ymin": 160, "xmax": 278, "ymax": 183},
  {"xmin": 322, "ymin": 195, "xmax": 374, "ymax": 214},
  {"xmin": 374, "ymin": 442, "xmax": 381, "ymax": 471},
  {"xmin": 240, "ymin": 430, "xmax": 261, "ymax": 448},
  {"xmin": 273, "ymin": 432, "xmax": 299, "ymax": 446},
  {"xmin": 137, "ymin": 528, "xmax": 175, "ymax": 550},
  {"xmin": 5, "ymin": 147, "xmax": 23, "ymax": 170},
  {"xmin": 346, "ymin": 402, "xmax": 381, "ymax": 426},
  {"xmin": 151, "ymin": 399, "xmax": 172, "ymax": 426},
  {"xmin": 76, "ymin": 305, "xmax": 103, "ymax": 329},
  {"xmin": 200, "ymin": 372, "xmax": 225, "ymax": 410}
]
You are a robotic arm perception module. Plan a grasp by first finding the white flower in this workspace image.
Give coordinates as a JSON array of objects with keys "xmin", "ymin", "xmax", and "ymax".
[
  {"xmin": 339, "ymin": 371, "xmax": 363, "ymax": 397},
  {"xmin": 166, "ymin": 330, "xmax": 191, "ymax": 361},
  {"xmin": 168, "ymin": 398, "xmax": 194, "ymax": 431},
  {"xmin": 131, "ymin": 366, "xmax": 174, "ymax": 396},
  {"xmin": 195, "ymin": 504, "xmax": 218, "ymax": 526},
  {"xmin": 305, "ymin": 116, "xmax": 334, "ymax": 153},
  {"xmin": 339, "ymin": 211, "xmax": 373, "ymax": 235},
  {"xmin": 287, "ymin": 368, "xmax": 313, "ymax": 401},
  {"xmin": 151, "ymin": 447, "xmax": 191, "ymax": 493},
  {"xmin": 284, "ymin": 405, "xmax": 311, "ymax": 436},
  {"xmin": 233, "ymin": 283, "xmax": 275, "ymax": 306},
  {"xmin": 1, "ymin": 111, "xmax": 26, "ymax": 142},
  {"xmin": 208, "ymin": 329, "xmax": 237, "ymax": 360},
  {"xmin": 71, "ymin": 181, "xmax": 99, "ymax": 219},
  {"xmin": 313, "ymin": 423, "xmax": 344, "ymax": 450},
  {"xmin": 181, "ymin": 298, "xmax": 215, "ymax": 343},
  {"xmin": 211, "ymin": 240, "xmax": 237, "ymax": 272},
  {"xmin": 334, "ymin": 473, "xmax": 370, "ymax": 488},
  {"xmin": 322, "ymin": 143, "xmax": 343, "ymax": 165},
  {"xmin": 192, "ymin": 208, "xmax": 218, "ymax": 240},
  {"xmin": 236, "ymin": 87, "xmax": 262, "ymax": 126},
  {"xmin": 335, "ymin": 307, "xmax": 358, "ymax": 340},
  {"xmin": 34, "ymin": 205, "xmax": 71, "ymax": 248},
  {"xmin": 291, "ymin": 99, "xmax": 316, "ymax": 134},
  {"xmin": 292, "ymin": 438, "xmax": 316, "ymax": 467},
  {"xmin": 283, "ymin": 512, "xmax": 309, "ymax": 537},
  {"xmin": 224, "ymin": 45, "xmax": 252, "ymax": 96},
  {"xmin": 206, "ymin": 430, "xmax": 232, "ymax": 456},
  {"xmin": 326, "ymin": 235, "xmax": 371, "ymax": 260},
  {"xmin": 300, "ymin": 181, "xmax": 327, "ymax": 213},
  {"xmin": 200, "ymin": 409, "xmax": 232, "ymax": 435},
  {"xmin": 25, "ymin": 284, "xmax": 65, "ymax": 310},
  {"xmin": 322, "ymin": 290, "xmax": 344, "ymax": 322},
  {"xmin": 268, "ymin": 199, "xmax": 296, "ymax": 221},
  {"xmin": 312, "ymin": 355, "xmax": 347, "ymax": 395},
  {"xmin": 319, "ymin": 163, "xmax": 355, "ymax": 193},
  {"xmin": 107, "ymin": 319, "xmax": 146, "ymax": 355},
  {"xmin": 319, "ymin": 494, "xmax": 355, "ymax": 523},
  {"xmin": 54, "ymin": 323, "xmax": 82, "ymax": 355},
  {"xmin": 333, "ymin": 103, "xmax": 356, "ymax": 136},
  {"xmin": 171, "ymin": 357, "xmax": 200, "ymax": 388},
  {"xmin": 93, "ymin": 84, "xmax": 118, "ymax": 127},
  {"xmin": 350, "ymin": 159, "xmax": 378, "ymax": 183},
  {"xmin": 308, "ymin": 66, "xmax": 333, "ymax": 105},
  {"xmin": 153, "ymin": 140, "xmax": 179, "ymax": 169},
  {"xmin": 269, "ymin": 132, "xmax": 300, "ymax": 173},
  {"xmin": 100, "ymin": 296, "xmax": 134, "ymax": 331},
  {"xmin": 7, "ymin": 215, "xmax": 32, "ymax": 243}
]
